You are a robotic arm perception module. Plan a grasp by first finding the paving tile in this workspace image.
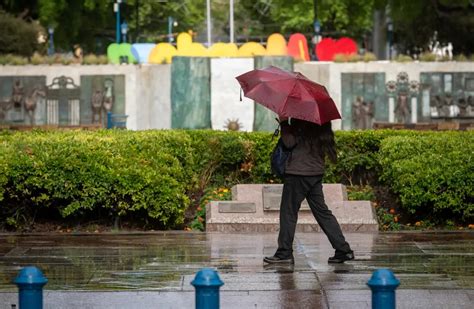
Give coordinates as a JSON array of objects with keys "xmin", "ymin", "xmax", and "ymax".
[{"xmin": 0, "ymin": 231, "xmax": 473, "ymax": 308}]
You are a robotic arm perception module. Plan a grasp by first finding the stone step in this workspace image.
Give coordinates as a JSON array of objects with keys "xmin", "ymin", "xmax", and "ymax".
[
  {"xmin": 206, "ymin": 200, "xmax": 378, "ymax": 233},
  {"xmin": 206, "ymin": 183, "xmax": 378, "ymax": 233},
  {"xmin": 231, "ymin": 184, "xmax": 348, "ymax": 211}
]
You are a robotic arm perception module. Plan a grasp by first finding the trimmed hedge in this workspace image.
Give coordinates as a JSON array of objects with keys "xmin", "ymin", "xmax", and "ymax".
[
  {"xmin": 380, "ymin": 132, "xmax": 474, "ymax": 221},
  {"xmin": 0, "ymin": 129, "xmax": 472, "ymax": 230}
]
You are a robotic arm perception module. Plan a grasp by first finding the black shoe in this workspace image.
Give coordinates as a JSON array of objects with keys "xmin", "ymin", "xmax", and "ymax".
[
  {"xmin": 328, "ymin": 251, "xmax": 354, "ymax": 264},
  {"xmin": 263, "ymin": 255, "xmax": 294, "ymax": 264}
]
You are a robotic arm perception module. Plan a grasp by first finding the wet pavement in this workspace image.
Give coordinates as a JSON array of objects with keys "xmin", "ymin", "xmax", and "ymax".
[{"xmin": 0, "ymin": 231, "xmax": 473, "ymax": 308}]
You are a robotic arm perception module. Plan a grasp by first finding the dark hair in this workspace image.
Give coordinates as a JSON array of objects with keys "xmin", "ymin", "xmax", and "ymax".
[{"xmin": 292, "ymin": 119, "xmax": 337, "ymax": 163}]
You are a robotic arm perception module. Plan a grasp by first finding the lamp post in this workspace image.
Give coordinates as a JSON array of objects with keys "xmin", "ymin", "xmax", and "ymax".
[
  {"xmin": 121, "ymin": 21, "xmax": 128, "ymax": 43},
  {"xmin": 312, "ymin": 0, "xmax": 321, "ymax": 60},
  {"xmin": 229, "ymin": 0, "xmax": 234, "ymax": 43},
  {"xmin": 114, "ymin": 0, "xmax": 123, "ymax": 43},
  {"xmin": 387, "ymin": 21, "xmax": 393, "ymax": 60},
  {"xmin": 47, "ymin": 26, "xmax": 55, "ymax": 55},
  {"xmin": 206, "ymin": 0, "xmax": 212, "ymax": 47},
  {"xmin": 168, "ymin": 16, "xmax": 178, "ymax": 43}
]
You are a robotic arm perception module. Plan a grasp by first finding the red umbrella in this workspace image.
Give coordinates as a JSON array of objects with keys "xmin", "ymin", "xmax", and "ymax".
[{"xmin": 235, "ymin": 66, "xmax": 341, "ymax": 124}]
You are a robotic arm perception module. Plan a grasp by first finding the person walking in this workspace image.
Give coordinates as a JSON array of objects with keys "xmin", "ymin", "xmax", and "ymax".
[{"xmin": 264, "ymin": 117, "xmax": 354, "ymax": 264}]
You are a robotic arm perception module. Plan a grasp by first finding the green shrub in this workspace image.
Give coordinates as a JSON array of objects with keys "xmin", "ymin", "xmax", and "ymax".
[
  {"xmin": 363, "ymin": 52, "xmax": 377, "ymax": 62},
  {"xmin": 1, "ymin": 129, "xmax": 471, "ymax": 230},
  {"xmin": 325, "ymin": 130, "xmax": 420, "ymax": 185},
  {"xmin": 0, "ymin": 54, "xmax": 29, "ymax": 65},
  {"xmin": 419, "ymin": 52, "xmax": 436, "ymax": 62},
  {"xmin": 394, "ymin": 54, "xmax": 413, "ymax": 62},
  {"xmin": 30, "ymin": 52, "xmax": 46, "ymax": 65},
  {"xmin": 333, "ymin": 53, "xmax": 362, "ymax": 63},
  {"xmin": 347, "ymin": 185, "xmax": 375, "ymax": 201},
  {"xmin": 98, "ymin": 55, "xmax": 109, "ymax": 65},
  {"xmin": 61, "ymin": 57, "xmax": 74, "ymax": 65},
  {"xmin": 83, "ymin": 54, "xmax": 99, "ymax": 65},
  {"xmin": 0, "ymin": 130, "xmax": 192, "ymax": 229},
  {"xmin": 379, "ymin": 132, "xmax": 474, "ymax": 222},
  {"xmin": 454, "ymin": 54, "xmax": 468, "ymax": 62},
  {"xmin": 191, "ymin": 186, "xmax": 231, "ymax": 231}
]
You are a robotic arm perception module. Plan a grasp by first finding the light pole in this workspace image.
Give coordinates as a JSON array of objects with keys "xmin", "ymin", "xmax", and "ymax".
[
  {"xmin": 313, "ymin": 0, "xmax": 321, "ymax": 60},
  {"xmin": 168, "ymin": 16, "xmax": 178, "ymax": 43},
  {"xmin": 114, "ymin": 0, "xmax": 123, "ymax": 43},
  {"xmin": 206, "ymin": 0, "xmax": 212, "ymax": 47},
  {"xmin": 229, "ymin": 0, "xmax": 234, "ymax": 43},
  {"xmin": 121, "ymin": 21, "xmax": 128, "ymax": 43},
  {"xmin": 47, "ymin": 26, "xmax": 55, "ymax": 55},
  {"xmin": 387, "ymin": 21, "xmax": 393, "ymax": 60}
]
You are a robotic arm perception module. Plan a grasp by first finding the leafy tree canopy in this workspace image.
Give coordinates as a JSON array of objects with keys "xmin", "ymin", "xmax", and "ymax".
[
  {"xmin": 0, "ymin": 9, "xmax": 40, "ymax": 56},
  {"xmin": 388, "ymin": 0, "xmax": 474, "ymax": 54},
  {"xmin": 0, "ymin": 0, "xmax": 472, "ymax": 55}
]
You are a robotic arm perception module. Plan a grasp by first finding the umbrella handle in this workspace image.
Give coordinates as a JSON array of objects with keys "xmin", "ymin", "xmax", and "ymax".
[{"xmin": 240, "ymin": 88, "xmax": 242, "ymax": 101}]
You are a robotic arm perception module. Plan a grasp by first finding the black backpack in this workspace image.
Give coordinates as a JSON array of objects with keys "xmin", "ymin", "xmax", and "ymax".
[{"xmin": 270, "ymin": 121, "xmax": 295, "ymax": 178}]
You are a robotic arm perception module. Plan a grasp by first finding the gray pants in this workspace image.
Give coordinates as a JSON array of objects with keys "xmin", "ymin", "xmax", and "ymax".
[{"xmin": 275, "ymin": 174, "xmax": 351, "ymax": 258}]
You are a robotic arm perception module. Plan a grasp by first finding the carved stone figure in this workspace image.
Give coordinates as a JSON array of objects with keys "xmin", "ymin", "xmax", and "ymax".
[
  {"xmin": 395, "ymin": 92, "xmax": 410, "ymax": 123},
  {"xmin": 361, "ymin": 101, "xmax": 374, "ymax": 129},
  {"xmin": 12, "ymin": 80, "xmax": 24, "ymax": 108},
  {"xmin": 0, "ymin": 99, "xmax": 13, "ymax": 122},
  {"xmin": 351, "ymin": 96, "xmax": 363, "ymax": 129},
  {"xmin": 430, "ymin": 95, "xmax": 443, "ymax": 117},
  {"xmin": 24, "ymin": 86, "xmax": 46, "ymax": 125},
  {"xmin": 91, "ymin": 89, "xmax": 104, "ymax": 123},
  {"xmin": 443, "ymin": 94, "xmax": 453, "ymax": 117},
  {"xmin": 457, "ymin": 97, "xmax": 469, "ymax": 117},
  {"xmin": 103, "ymin": 80, "xmax": 114, "ymax": 112}
]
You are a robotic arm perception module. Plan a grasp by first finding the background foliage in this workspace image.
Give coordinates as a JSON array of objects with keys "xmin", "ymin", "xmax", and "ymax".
[
  {"xmin": 1, "ymin": 0, "xmax": 472, "ymax": 55},
  {"xmin": 0, "ymin": 129, "xmax": 472, "ymax": 231},
  {"xmin": 0, "ymin": 10, "xmax": 41, "ymax": 57}
]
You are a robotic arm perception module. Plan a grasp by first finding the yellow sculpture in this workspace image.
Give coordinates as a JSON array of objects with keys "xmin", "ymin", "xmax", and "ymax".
[
  {"xmin": 113, "ymin": 31, "xmax": 310, "ymax": 64},
  {"xmin": 148, "ymin": 43, "xmax": 177, "ymax": 64},
  {"xmin": 266, "ymin": 33, "xmax": 287, "ymax": 56}
]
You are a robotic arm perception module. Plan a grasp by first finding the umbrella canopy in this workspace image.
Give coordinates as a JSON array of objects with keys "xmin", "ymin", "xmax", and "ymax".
[{"xmin": 236, "ymin": 66, "xmax": 341, "ymax": 124}]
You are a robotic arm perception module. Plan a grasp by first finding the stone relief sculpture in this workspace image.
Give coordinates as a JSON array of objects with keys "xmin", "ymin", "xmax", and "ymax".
[
  {"xmin": 91, "ymin": 89, "xmax": 104, "ymax": 123},
  {"xmin": 457, "ymin": 97, "xmax": 469, "ymax": 117},
  {"xmin": 91, "ymin": 79, "xmax": 114, "ymax": 124},
  {"xmin": 23, "ymin": 86, "xmax": 46, "ymax": 125},
  {"xmin": 0, "ymin": 99, "xmax": 12, "ymax": 122},
  {"xmin": 12, "ymin": 80, "xmax": 24, "ymax": 109},
  {"xmin": 430, "ymin": 94, "xmax": 473, "ymax": 118},
  {"xmin": 351, "ymin": 96, "xmax": 374, "ymax": 129},
  {"xmin": 395, "ymin": 92, "xmax": 410, "ymax": 123},
  {"xmin": 103, "ymin": 79, "xmax": 114, "ymax": 112},
  {"xmin": 351, "ymin": 96, "xmax": 362, "ymax": 129},
  {"xmin": 386, "ymin": 72, "xmax": 420, "ymax": 124}
]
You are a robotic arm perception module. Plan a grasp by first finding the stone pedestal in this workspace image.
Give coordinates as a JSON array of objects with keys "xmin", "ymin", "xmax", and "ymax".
[{"xmin": 206, "ymin": 184, "xmax": 378, "ymax": 232}]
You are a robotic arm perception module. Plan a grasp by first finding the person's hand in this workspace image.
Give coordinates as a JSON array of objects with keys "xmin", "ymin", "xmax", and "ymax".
[{"xmin": 278, "ymin": 115, "xmax": 288, "ymax": 122}]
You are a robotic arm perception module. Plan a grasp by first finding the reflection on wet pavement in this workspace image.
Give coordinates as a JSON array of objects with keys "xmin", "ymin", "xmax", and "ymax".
[{"xmin": 0, "ymin": 231, "xmax": 473, "ymax": 308}]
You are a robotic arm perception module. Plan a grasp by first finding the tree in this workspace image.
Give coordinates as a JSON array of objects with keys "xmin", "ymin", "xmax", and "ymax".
[
  {"xmin": 36, "ymin": 0, "xmax": 113, "ymax": 53},
  {"xmin": 266, "ymin": 0, "xmax": 376, "ymax": 39},
  {"xmin": 0, "ymin": 10, "xmax": 40, "ymax": 56},
  {"xmin": 388, "ymin": 0, "xmax": 474, "ymax": 54},
  {"xmin": 124, "ymin": 0, "xmax": 207, "ymax": 43}
]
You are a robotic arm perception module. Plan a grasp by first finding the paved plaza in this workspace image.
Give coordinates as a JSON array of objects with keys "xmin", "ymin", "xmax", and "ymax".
[{"xmin": 0, "ymin": 231, "xmax": 473, "ymax": 308}]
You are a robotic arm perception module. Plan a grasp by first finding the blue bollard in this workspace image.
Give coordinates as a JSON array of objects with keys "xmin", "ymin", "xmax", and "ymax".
[
  {"xmin": 191, "ymin": 268, "xmax": 224, "ymax": 309},
  {"xmin": 107, "ymin": 111, "xmax": 112, "ymax": 129},
  {"xmin": 13, "ymin": 266, "xmax": 48, "ymax": 309},
  {"xmin": 367, "ymin": 269, "xmax": 400, "ymax": 309}
]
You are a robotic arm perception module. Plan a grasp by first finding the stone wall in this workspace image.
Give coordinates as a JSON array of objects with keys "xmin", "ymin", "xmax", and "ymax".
[{"xmin": 1, "ymin": 60, "xmax": 473, "ymax": 131}]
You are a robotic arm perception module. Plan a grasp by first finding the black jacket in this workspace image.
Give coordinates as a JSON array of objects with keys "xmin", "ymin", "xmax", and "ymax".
[{"xmin": 280, "ymin": 120, "xmax": 325, "ymax": 176}]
